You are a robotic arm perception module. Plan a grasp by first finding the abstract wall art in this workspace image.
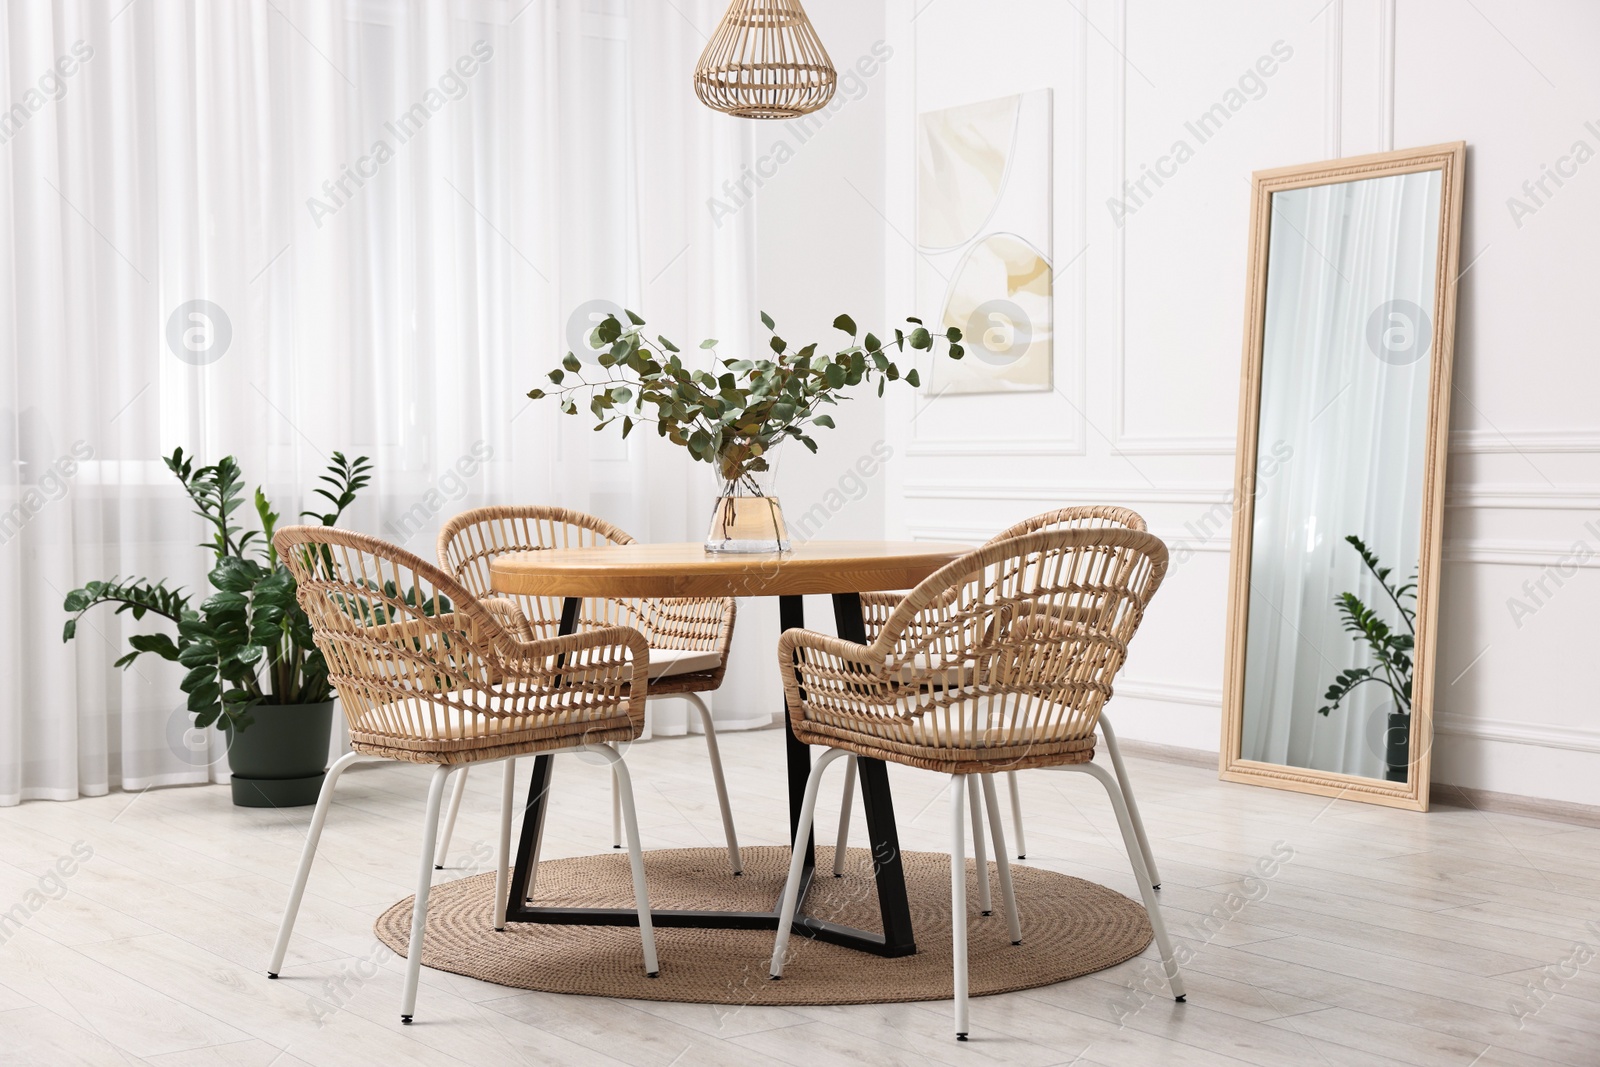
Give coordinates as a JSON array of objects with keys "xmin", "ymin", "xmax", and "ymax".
[{"xmin": 916, "ymin": 89, "xmax": 1053, "ymax": 395}]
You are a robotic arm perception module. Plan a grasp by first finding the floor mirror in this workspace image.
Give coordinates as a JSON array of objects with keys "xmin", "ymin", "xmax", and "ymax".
[{"xmin": 1220, "ymin": 142, "xmax": 1466, "ymax": 811}]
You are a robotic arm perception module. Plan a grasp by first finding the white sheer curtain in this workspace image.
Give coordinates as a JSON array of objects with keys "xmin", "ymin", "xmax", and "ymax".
[
  {"xmin": 0, "ymin": 0, "xmax": 755, "ymax": 805},
  {"xmin": 1240, "ymin": 171, "xmax": 1440, "ymax": 777}
]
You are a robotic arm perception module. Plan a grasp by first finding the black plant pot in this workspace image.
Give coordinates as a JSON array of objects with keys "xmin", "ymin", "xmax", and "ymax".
[
  {"xmin": 223, "ymin": 701, "xmax": 335, "ymax": 808},
  {"xmin": 1384, "ymin": 711, "xmax": 1410, "ymax": 783}
]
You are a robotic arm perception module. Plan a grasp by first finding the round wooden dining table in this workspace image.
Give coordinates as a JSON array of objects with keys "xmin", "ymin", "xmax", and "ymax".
[{"xmin": 489, "ymin": 539, "xmax": 973, "ymax": 959}]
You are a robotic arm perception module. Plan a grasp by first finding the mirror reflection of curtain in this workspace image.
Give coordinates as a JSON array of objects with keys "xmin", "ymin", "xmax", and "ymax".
[{"xmin": 1240, "ymin": 171, "xmax": 1440, "ymax": 778}]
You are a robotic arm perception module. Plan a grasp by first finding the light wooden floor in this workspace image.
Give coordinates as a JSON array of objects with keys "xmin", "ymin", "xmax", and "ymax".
[{"xmin": 1, "ymin": 727, "xmax": 1597, "ymax": 1066}]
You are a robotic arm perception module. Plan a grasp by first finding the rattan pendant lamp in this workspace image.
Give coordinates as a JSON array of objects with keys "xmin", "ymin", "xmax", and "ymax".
[{"xmin": 694, "ymin": 0, "xmax": 836, "ymax": 119}]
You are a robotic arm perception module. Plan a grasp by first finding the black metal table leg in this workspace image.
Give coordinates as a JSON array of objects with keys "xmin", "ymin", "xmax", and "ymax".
[
  {"xmin": 503, "ymin": 596, "xmax": 579, "ymax": 924},
  {"xmin": 778, "ymin": 595, "xmax": 815, "ymax": 868},
  {"xmin": 503, "ymin": 753, "xmax": 553, "ymax": 921},
  {"xmin": 829, "ymin": 593, "xmax": 916, "ymax": 956},
  {"xmin": 501, "ymin": 590, "xmax": 916, "ymax": 957}
]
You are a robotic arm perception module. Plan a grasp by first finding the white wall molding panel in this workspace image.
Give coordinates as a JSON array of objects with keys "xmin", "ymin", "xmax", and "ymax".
[{"xmin": 875, "ymin": 0, "xmax": 1600, "ymax": 806}]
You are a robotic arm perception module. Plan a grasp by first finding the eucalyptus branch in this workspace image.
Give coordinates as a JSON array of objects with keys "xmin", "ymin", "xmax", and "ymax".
[{"xmin": 527, "ymin": 309, "xmax": 963, "ymax": 486}]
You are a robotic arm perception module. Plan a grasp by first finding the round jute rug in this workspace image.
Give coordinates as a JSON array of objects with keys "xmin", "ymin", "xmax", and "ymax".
[{"xmin": 374, "ymin": 845, "xmax": 1152, "ymax": 1005}]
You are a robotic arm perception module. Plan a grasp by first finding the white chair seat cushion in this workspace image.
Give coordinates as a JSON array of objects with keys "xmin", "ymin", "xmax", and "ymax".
[
  {"xmin": 347, "ymin": 686, "xmax": 635, "ymax": 753},
  {"xmin": 648, "ymin": 648, "xmax": 722, "ymax": 679},
  {"xmin": 886, "ymin": 684, "xmax": 1102, "ymax": 749}
]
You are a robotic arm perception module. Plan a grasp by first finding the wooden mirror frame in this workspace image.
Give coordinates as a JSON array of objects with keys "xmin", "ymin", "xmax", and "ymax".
[{"xmin": 1219, "ymin": 142, "xmax": 1467, "ymax": 812}]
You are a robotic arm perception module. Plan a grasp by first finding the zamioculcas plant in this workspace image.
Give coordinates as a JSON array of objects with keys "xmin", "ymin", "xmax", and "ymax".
[
  {"xmin": 1318, "ymin": 535, "xmax": 1416, "ymax": 717},
  {"xmin": 62, "ymin": 449, "xmax": 373, "ymax": 731}
]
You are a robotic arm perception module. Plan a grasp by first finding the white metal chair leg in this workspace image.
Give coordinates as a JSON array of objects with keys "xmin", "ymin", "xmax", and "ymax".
[
  {"xmin": 833, "ymin": 755, "xmax": 857, "ymax": 877},
  {"xmin": 268, "ymin": 751, "xmax": 362, "ymax": 978},
  {"xmin": 769, "ymin": 747, "xmax": 851, "ymax": 978},
  {"xmin": 1099, "ymin": 712, "xmax": 1160, "ymax": 889},
  {"xmin": 1065, "ymin": 761, "xmax": 1184, "ymax": 1001},
  {"xmin": 950, "ymin": 775, "xmax": 970, "ymax": 1041},
  {"xmin": 586, "ymin": 744, "xmax": 659, "ymax": 976},
  {"xmin": 966, "ymin": 775, "xmax": 991, "ymax": 916},
  {"xmin": 611, "ymin": 768, "xmax": 622, "ymax": 849},
  {"xmin": 401, "ymin": 765, "xmax": 453, "ymax": 1023},
  {"xmin": 1006, "ymin": 770, "xmax": 1027, "ymax": 859},
  {"xmin": 980, "ymin": 774, "xmax": 1022, "ymax": 945},
  {"xmin": 685, "ymin": 692, "xmax": 742, "ymax": 875},
  {"xmin": 433, "ymin": 767, "xmax": 469, "ymax": 869},
  {"xmin": 494, "ymin": 758, "xmax": 516, "ymax": 931}
]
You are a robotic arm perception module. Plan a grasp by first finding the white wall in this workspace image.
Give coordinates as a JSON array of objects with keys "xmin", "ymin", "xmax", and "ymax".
[{"xmin": 852, "ymin": 0, "xmax": 1600, "ymax": 805}]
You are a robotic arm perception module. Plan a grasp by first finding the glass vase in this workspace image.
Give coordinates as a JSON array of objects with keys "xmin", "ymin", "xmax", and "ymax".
[{"xmin": 704, "ymin": 463, "xmax": 790, "ymax": 554}]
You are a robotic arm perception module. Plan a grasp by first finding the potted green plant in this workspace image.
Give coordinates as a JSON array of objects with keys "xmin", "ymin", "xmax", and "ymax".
[
  {"xmin": 62, "ymin": 449, "xmax": 372, "ymax": 807},
  {"xmin": 528, "ymin": 310, "xmax": 963, "ymax": 551},
  {"xmin": 1318, "ymin": 535, "xmax": 1416, "ymax": 782}
]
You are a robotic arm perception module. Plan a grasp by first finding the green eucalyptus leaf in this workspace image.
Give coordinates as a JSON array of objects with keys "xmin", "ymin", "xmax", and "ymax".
[{"xmin": 832, "ymin": 313, "xmax": 857, "ymax": 336}]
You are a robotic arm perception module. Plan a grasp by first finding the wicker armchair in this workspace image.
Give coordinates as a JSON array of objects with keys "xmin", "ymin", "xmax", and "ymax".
[
  {"xmin": 834, "ymin": 506, "xmax": 1159, "ymax": 895},
  {"xmin": 430, "ymin": 506, "xmax": 743, "ymax": 875},
  {"xmin": 768, "ymin": 528, "xmax": 1185, "ymax": 1039},
  {"xmin": 265, "ymin": 526, "xmax": 660, "ymax": 1024}
]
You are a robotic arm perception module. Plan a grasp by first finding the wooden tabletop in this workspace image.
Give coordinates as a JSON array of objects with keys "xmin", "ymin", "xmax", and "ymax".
[{"xmin": 488, "ymin": 540, "xmax": 975, "ymax": 598}]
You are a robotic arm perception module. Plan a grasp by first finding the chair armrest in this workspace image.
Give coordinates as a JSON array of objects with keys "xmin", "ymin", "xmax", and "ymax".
[
  {"xmin": 479, "ymin": 596, "xmax": 535, "ymax": 641},
  {"xmin": 776, "ymin": 627, "xmax": 894, "ymax": 732},
  {"xmin": 490, "ymin": 625, "xmax": 652, "ymax": 732}
]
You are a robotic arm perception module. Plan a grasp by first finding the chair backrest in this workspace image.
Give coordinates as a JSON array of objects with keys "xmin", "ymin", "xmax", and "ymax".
[
  {"xmin": 866, "ymin": 506, "xmax": 1151, "ymax": 651},
  {"xmin": 985, "ymin": 505, "xmax": 1147, "ymax": 544},
  {"xmin": 438, "ymin": 505, "xmax": 639, "ymax": 640},
  {"xmin": 873, "ymin": 527, "xmax": 1168, "ymax": 747},
  {"xmin": 276, "ymin": 524, "xmax": 642, "ymax": 748}
]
